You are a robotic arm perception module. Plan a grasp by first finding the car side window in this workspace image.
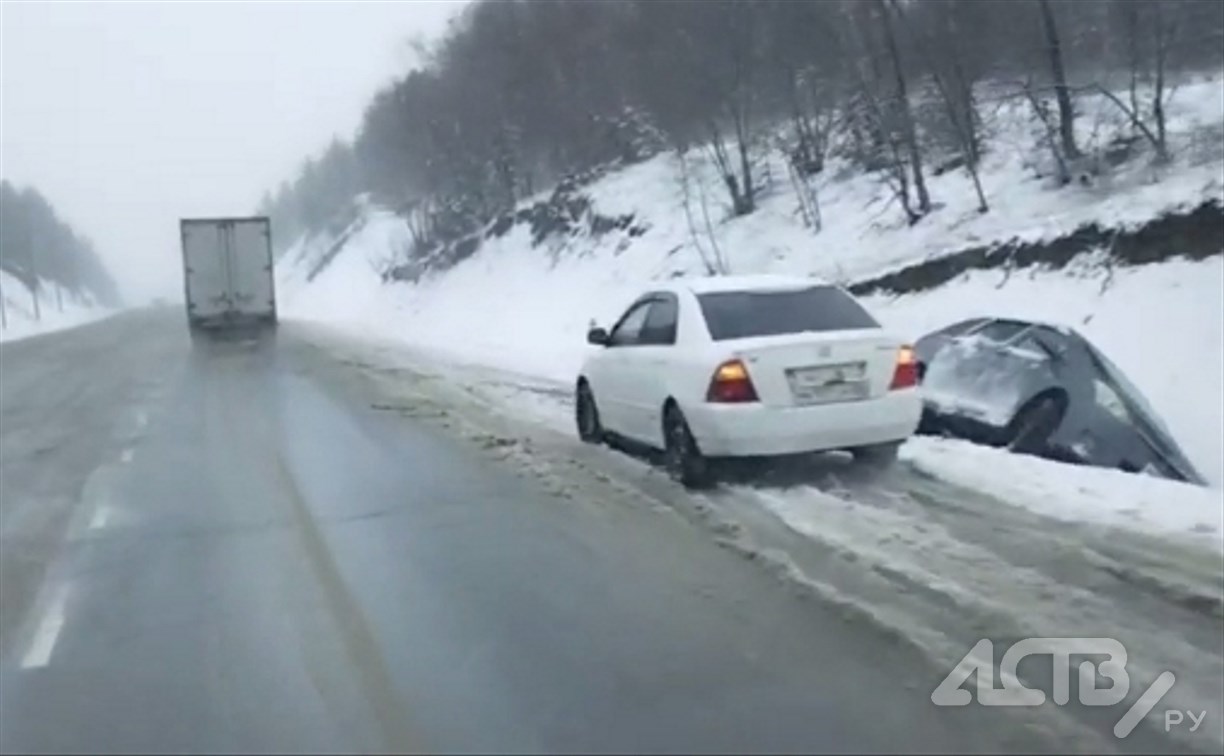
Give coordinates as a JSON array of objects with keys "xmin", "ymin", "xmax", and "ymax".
[
  {"xmin": 607, "ymin": 301, "xmax": 653, "ymax": 347},
  {"xmin": 1094, "ymin": 378, "xmax": 1133, "ymax": 425},
  {"xmin": 639, "ymin": 296, "xmax": 678, "ymax": 346}
]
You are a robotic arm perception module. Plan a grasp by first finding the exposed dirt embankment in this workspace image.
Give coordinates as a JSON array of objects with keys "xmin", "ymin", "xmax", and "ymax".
[{"xmin": 849, "ymin": 199, "xmax": 1224, "ymax": 297}]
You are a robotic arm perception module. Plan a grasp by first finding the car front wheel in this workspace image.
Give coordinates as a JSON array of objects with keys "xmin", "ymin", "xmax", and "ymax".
[
  {"xmin": 663, "ymin": 404, "xmax": 711, "ymax": 489},
  {"xmin": 1005, "ymin": 396, "xmax": 1063, "ymax": 455},
  {"xmin": 576, "ymin": 382, "xmax": 604, "ymax": 444}
]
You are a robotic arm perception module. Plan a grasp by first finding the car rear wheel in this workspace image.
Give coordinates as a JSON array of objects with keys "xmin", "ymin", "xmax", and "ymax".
[
  {"xmin": 576, "ymin": 383, "xmax": 603, "ymax": 444},
  {"xmin": 852, "ymin": 441, "xmax": 901, "ymax": 470},
  {"xmin": 1006, "ymin": 396, "xmax": 1062, "ymax": 455},
  {"xmin": 663, "ymin": 404, "xmax": 710, "ymax": 489}
]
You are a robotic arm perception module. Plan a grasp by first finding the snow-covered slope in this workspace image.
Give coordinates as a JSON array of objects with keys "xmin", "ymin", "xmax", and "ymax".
[
  {"xmin": 0, "ymin": 270, "xmax": 115, "ymax": 344},
  {"xmin": 278, "ymin": 75, "xmax": 1224, "ymax": 500}
]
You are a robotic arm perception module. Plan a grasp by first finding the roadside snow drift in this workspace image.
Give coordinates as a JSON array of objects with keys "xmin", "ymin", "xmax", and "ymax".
[{"xmin": 0, "ymin": 271, "xmax": 115, "ymax": 344}]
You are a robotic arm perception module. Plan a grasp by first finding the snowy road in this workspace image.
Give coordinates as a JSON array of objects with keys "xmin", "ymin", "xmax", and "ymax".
[
  {"xmin": 0, "ymin": 311, "xmax": 1219, "ymax": 754},
  {"xmin": 299, "ymin": 321, "xmax": 1224, "ymax": 754}
]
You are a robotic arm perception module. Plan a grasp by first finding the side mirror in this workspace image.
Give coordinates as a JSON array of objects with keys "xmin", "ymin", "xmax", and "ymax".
[{"xmin": 587, "ymin": 327, "xmax": 609, "ymax": 346}]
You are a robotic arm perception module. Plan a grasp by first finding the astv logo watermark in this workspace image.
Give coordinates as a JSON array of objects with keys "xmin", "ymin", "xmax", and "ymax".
[{"xmin": 931, "ymin": 638, "xmax": 1207, "ymax": 738}]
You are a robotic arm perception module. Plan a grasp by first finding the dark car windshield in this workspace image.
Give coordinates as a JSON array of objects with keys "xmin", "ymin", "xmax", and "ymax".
[
  {"xmin": 1083, "ymin": 342, "xmax": 1203, "ymax": 482},
  {"xmin": 697, "ymin": 285, "xmax": 879, "ymax": 341}
]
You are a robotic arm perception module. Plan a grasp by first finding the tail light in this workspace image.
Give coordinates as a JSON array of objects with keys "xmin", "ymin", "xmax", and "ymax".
[
  {"xmin": 707, "ymin": 359, "xmax": 759, "ymax": 403},
  {"xmin": 890, "ymin": 345, "xmax": 919, "ymax": 390}
]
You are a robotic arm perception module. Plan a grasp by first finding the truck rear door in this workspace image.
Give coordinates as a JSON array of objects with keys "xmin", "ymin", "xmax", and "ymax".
[
  {"xmin": 182, "ymin": 220, "xmax": 230, "ymax": 325},
  {"xmin": 228, "ymin": 218, "xmax": 275, "ymax": 321},
  {"xmin": 182, "ymin": 218, "xmax": 275, "ymax": 327}
]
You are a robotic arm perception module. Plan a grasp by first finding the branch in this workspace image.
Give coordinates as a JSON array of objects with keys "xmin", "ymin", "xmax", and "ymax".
[{"xmin": 1093, "ymin": 83, "xmax": 1162, "ymax": 153}]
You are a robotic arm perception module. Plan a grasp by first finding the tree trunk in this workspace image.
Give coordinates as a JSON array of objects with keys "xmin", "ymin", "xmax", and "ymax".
[
  {"xmin": 734, "ymin": 108, "xmax": 755, "ymax": 215},
  {"xmin": 27, "ymin": 231, "xmax": 41, "ymax": 322},
  {"xmin": 878, "ymin": 0, "xmax": 929, "ymax": 214},
  {"xmin": 1022, "ymin": 81, "xmax": 1071, "ymax": 184},
  {"xmin": 707, "ymin": 122, "xmax": 749, "ymax": 216},
  {"xmin": 1152, "ymin": 1, "xmax": 1170, "ymax": 159},
  {"xmin": 942, "ymin": 1, "xmax": 980, "ymax": 166},
  {"xmin": 1038, "ymin": 0, "xmax": 1080, "ymax": 160},
  {"xmin": 893, "ymin": 0, "xmax": 986, "ymax": 211},
  {"xmin": 1125, "ymin": 0, "xmax": 1141, "ymax": 133}
]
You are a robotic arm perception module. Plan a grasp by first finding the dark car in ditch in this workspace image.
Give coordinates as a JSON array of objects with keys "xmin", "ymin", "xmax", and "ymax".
[{"xmin": 913, "ymin": 317, "xmax": 1206, "ymax": 485}]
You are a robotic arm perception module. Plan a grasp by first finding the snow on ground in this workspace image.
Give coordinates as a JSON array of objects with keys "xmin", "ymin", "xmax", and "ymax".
[
  {"xmin": 0, "ymin": 271, "xmax": 115, "ymax": 344},
  {"xmin": 279, "ymin": 73, "xmax": 1224, "ymax": 546},
  {"xmin": 903, "ymin": 436, "xmax": 1223, "ymax": 551},
  {"xmin": 580, "ymin": 73, "xmax": 1224, "ymax": 286}
]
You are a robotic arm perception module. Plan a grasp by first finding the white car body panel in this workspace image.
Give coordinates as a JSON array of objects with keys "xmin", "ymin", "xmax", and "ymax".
[{"xmin": 579, "ymin": 275, "xmax": 922, "ymax": 457}]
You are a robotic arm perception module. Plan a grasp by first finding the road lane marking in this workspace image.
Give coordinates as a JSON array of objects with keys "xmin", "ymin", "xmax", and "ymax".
[
  {"xmin": 120, "ymin": 448, "xmax": 134, "ymax": 464},
  {"xmin": 21, "ymin": 584, "xmax": 70, "ymax": 669}
]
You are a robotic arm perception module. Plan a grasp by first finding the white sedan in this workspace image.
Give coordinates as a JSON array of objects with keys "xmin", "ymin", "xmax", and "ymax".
[{"xmin": 575, "ymin": 274, "xmax": 922, "ymax": 487}]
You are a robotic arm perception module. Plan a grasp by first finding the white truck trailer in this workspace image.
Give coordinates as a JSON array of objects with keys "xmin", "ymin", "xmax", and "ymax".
[{"xmin": 180, "ymin": 216, "xmax": 276, "ymax": 332}]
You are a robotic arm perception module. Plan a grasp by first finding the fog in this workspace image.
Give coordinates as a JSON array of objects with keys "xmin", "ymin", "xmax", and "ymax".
[{"xmin": 0, "ymin": 0, "xmax": 462, "ymax": 305}]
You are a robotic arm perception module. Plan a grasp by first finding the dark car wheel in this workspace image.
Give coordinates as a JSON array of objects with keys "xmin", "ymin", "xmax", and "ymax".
[
  {"xmin": 916, "ymin": 407, "xmax": 940, "ymax": 436},
  {"xmin": 663, "ymin": 404, "xmax": 711, "ymax": 489},
  {"xmin": 576, "ymin": 383, "xmax": 603, "ymax": 444},
  {"xmin": 1006, "ymin": 396, "xmax": 1063, "ymax": 455}
]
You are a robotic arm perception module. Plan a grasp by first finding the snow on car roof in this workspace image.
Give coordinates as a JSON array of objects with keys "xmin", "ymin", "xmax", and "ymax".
[{"xmin": 670, "ymin": 274, "xmax": 831, "ymax": 295}]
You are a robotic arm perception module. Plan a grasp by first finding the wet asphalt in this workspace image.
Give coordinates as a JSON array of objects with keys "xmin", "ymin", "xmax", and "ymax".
[{"xmin": 0, "ymin": 310, "xmax": 1180, "ymax": 754}]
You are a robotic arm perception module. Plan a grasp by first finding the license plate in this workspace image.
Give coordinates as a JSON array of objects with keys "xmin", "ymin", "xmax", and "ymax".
[{"xmin": 786, "ymin": 362, "xmax": 868, "ymax": 404}]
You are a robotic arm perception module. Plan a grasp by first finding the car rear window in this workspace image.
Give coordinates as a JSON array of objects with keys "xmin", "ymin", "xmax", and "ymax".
[{"xmin": 697, "ymin": 285, "xmax": 880, "ymax": 341}]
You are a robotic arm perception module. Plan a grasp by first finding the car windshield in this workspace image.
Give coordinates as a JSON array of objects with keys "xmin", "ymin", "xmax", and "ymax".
[
  {"xmin": 1084, "ymin": 341, "xmax": 1182, "ymax": 450},
  {"xmin": 697, "ymin": 286, "xmax": 879, "ymax": 341}
]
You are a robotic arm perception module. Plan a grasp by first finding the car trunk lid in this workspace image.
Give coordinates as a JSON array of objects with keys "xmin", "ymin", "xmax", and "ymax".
[{"xmin": 724, "ymin": 330, "xmax": 903, "ymax": 408}]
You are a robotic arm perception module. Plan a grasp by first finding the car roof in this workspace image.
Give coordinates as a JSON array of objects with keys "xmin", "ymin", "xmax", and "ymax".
[{"xmin": 662, "ymin": 273, "xmax": 831, "ymax": 296}]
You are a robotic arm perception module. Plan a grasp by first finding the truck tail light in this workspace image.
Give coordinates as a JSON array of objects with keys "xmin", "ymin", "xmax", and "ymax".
[
  {"xmin": 890, "ymin": 345, "xmax": 919, "ymax": 390},
  {"xmin": 707, "ymin": 359, "xmax": 759, "ymax": 403}
]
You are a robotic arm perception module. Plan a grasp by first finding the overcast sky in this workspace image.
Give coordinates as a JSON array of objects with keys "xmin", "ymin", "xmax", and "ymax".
[{"xmin": 1, "ymin": 0, "xmax": 463, "ymax": 303}]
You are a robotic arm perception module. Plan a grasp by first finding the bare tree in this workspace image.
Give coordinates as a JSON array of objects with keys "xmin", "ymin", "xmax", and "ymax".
[
  {"xmin": 675, "ymin": 150, "xmax": 728, "ymax": 274},
  {"xmin": 877, "ymin": 0, "xmax": 931, "ymax": 216},
  {"xmin": 0, "ymin": 185, "xmax": 99, "ymax": 317},
  {"xmin": 1037, "ymin": 0, "xmax": 1081, "ymax": 161},
  {"xmin": 892, "ymin": 0, "xmax": 988, "ymax": 212},
  {"xmin": 1017, "ymin": 78, "xmax": 1073, "ymax": 184},
  {"xmin": 264, "ymin": 0, "xmax": 1224, "ymax": 260},
  {"xmin": 840, "ymin": 1, "xmax": 924, "ymax": 224},
  {"xmin": 1097, "ymin": 0, "xmax": 1184, "ymax": 163},
  {"xmin": 684, "ymin": 0, "xmax": 764, "ymax": 217}
]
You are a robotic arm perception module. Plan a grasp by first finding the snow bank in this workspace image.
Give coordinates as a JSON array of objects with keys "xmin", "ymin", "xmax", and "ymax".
[
  {"xmin": 902, "ymin": 436, "xmax": 1223, "ymax": 552},
  {"xmin": 0, "ymin": 271, "xmax": 115, "ymax": 344}
]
